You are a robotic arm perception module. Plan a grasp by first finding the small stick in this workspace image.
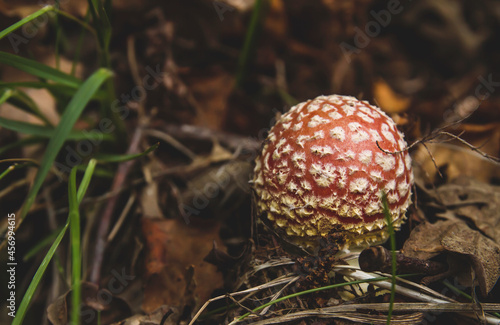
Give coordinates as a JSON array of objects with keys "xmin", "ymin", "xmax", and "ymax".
[
  {"xmin": 359, "ymin": 246, "xmax": 447, "ymax": 276},
  {"xmin": 90, "ymin": 125, "xmax": 144, "ymax": 284}
]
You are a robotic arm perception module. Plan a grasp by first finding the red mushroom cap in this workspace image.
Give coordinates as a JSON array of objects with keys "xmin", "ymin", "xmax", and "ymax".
[{"xmin": 253, "ymin": 95, "xmax": 413, "ymax": 248}]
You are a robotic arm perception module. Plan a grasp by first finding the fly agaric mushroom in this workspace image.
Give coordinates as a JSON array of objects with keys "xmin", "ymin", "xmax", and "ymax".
[{"xmin": 253, "ymin": 94, "xmax": 413, "ymax": 249}]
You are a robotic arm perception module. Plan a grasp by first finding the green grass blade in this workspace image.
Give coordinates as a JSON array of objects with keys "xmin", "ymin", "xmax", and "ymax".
[
  {"xmin": 0, "ymin": 165, "xmax": 16, "ymax": 181},
  {"xmin": 0, "ymin": 81, "xmax": 108, "ymax": 100},
  {"xmin": 0, "ymin": 136, "xmax": 43, "ymax": 156},
  {"xmin": 0, "ymin": 88, "xmax": 13, "ymax": 103},
  {"xmin": 77, "ymin": 159, "xmax": 96, "ymax": 203},
  {"xmin": 0, "ymin": 116, "xmax": 113, "ymax": 141},
  {"xmin": 76, "ymin": 164, "xmax": 114, "ymax": 178},
  {"xmin": 235, "ymin": 0, "xmax": 268, "ymax": 87},
  {"xmin": 13, "ymin": 161, "xmax": 97, "ymax": 325},
  {"xmin": 19, "ymin": 68, "xmax": 113, "ymax": 221},
  {"xmin": 0, "ymin": 117, "xmax": 54, "ymax": 136},
  {"xmin": 22, "ymin": 158, "xmax": 94, "ymax": 262},
  {"xmin": 68, "ymin": 167, "xmax": 81, "ymax": 325},
  {"xmin": 1, "ymin": 88, "xmax": 53, "ymax": 126},
  {"xmin": 442, "ymin": 281, "xmax": 500, "ymax": 319},
  {"xmin": 382, "ymin": 192, "xmax": 397, "ymax": 325},
  {"xmin": 12, "ymin": 220, "xmax": 69, "ymax": 325},
  {"xmin": 94, "ymin": 142, "xmax": 159, "ymax": 163},
  {"xmin": 22, "ymin": 227, "xmax": 63, "ymax": 261},
  {"xmin": 0, "ymin": 51, "xmax": 81, "ymax": 88},
  {"xmin": 72, "ymin": 9, "xmax": 92, "ymax": 76},
  {"xmin": 0, "ymin": 5, "xmax": 54, "ymax": 40},
  {"xmin": 53, "ymin": 1, "xmax": 61, "ymax": 70},
  {"xmin": 0, "ymin": 162, "xmax": 36, "ymax": 181},
  {"xmin": 88, "ymin": 0, "xmax": 112, "ymax": 54}
]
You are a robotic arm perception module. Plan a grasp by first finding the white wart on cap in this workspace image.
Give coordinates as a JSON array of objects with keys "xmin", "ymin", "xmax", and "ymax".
[{"xmin": 253, "ymin": 95, "xmax": 413, "ymax": 248}]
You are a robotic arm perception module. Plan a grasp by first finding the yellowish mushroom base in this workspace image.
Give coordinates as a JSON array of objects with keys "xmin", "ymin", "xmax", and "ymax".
[{"xmin": 263, "ymin": 210, "xmax": 407, "ymax": 251}]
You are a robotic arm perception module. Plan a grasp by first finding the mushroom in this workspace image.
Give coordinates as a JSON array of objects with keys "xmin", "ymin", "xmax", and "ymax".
[{"xmin": 252, "ymin": 94, "xmax": 413, "ymax": 250}]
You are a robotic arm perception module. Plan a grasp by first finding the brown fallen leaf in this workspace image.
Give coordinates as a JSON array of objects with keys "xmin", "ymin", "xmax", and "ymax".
[
  {"xmin": 180, "ymin": 66, "xmax": 235, "ymax": 130},
  {"xmin": 47, "ymin": 282, "xmax": 132, "ymax": 325},
  {"xmin": 440, "ymin": 222, "xmax": 500, "ymax": 295},
  {"xmin": 373, "ymin": 78, "xmax": 411, "ymax": 114},
  {"xmin": 401, "ymin": 220, "xmax": 450, "ymax": 261},
  {"xmin": 111, "ymin": 305, "xmax": 181, "ymax": 325},
  {"xmin": 141, "ymin": 218, "xmax": 225, "ymax": 313},
  {"xmin": 402, "ymin": 220, "xmax": 500, "ymax": 295},
  {"xmin": 434, "ymin": 176, "xmax": 500, "ymax": 244},
  {"xmin": 181, "ymin": 160, "xmax": 252, "ymax": 220},
  {"xmin": 413, "ymin": 134, "xmax": 500, "ymax": 183}
]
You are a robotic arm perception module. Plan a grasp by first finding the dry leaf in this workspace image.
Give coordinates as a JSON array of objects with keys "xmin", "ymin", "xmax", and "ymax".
[
  {"xmin": 439, "ymin": 222, "xmax": 500, "ymax": 295},
  {"xmin": 181, "ymin": 160, "xmax": 252, "ymax": 220},
  {"xmin": 141, "ymin": 218, "xmax": 225, "ymax": 313},
  {"xmin": 403, "ymin": 220, "xmax": 500, "ymax": 295},
  {"xmin": 401, "ymin": 220, "xmax": 450, "ymax": 261},
  {"xmin": 47, "ymin": 282, "xmax": 132, "ymax": 325},
  {"xmin": 111, "ymin": 305, "xmax": 181, "ymax": 325},
  {"xmin": 413, "ymin": 123, "xmax": 500, "ymax": 184},
  {"xmin": 182, "ymin": 67, "xmax": 235, "ymax": 129},
  {"xmin": 373, "ymin": 79, "xmax": 411, "ymax": 114},
  {"xmin": 434, "ymin": 177, "xmax": 500, "ymax": 244}
]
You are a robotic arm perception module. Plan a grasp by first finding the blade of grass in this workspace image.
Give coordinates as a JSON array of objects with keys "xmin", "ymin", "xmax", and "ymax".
[
  {"xmin": 235, "ymin": 0, "xmax": 268, "ymax": 87},
  {"xmin": 54, "ymin": 9, "xmax": 96, "ymax": 36},
  {"xmin": 88, "ymin": 0, "xmax": 112, "ymax": 64},
  {"xmin": 0, "ymin": 136, "xmax": 43, "ymax": 156},
  {"xmin": 0, "ymin": 81, "xmax": 107, "ymax": 100},
  {"xmin": 19, "ymin": 68, "xmax": 112, "ymax": 221},
  {"xmin": 0, "ymin": 165, "xmax": 15, "ymax": 181},
  {"xmin": 87, "ymin": 0, "xmax": 126, "ymax": 144},
  {"xmin": 0, "ymin": 116, "xmax": 113, "ymax": 141},
  {"xmin": 77, "ymin": 159, "xmax": 96, "ymax": 203},
  {"xmin": 53, "ymin": 0, "xmax": 61, "ymax": 70},
  {"xmin": 0, "ymin": 161, "xmax": 37, "ymax": 182},
  {"xmin": 68, "ymin": 167, "xmax": 81, "ymax": 325},
  {"xmin": 12, "ymin": 161, "xmax": 96, "ymax": 325},
  {"xmin": 19, "ymin": 161, "xmax": 95, "ymax": 263},
  {"xmin": 0, "ymin": 5, "xmax": 54, "ymax": 40},
  {"xmin": 0, "ymin": 88, "xmax": 13, "ymax": 103},
  {"xmin": 1, "ymin": 88, "xmax": 53, "ymax": 126},
  {"xmin": 0, "ymin": 51, "xmax": 81, "ymax": 88},
  {"xmin": 442, "ymin": 280, "xmax": 500, "ymax": 319},
  {"xmin": 277, "ymin": 89, "xmax": 299, "ymax": 106},
  {"xmin": 0, "ymin": 158, "xmax": 39, "ymax": 165},
  {"xmin": 76, "ymin": 164, "xmax": 114, "ymax": 178},
  {"xmin": 22, "ymin": 226, "xmax": 63, "ymax": 261},
  {"xmin": 11, "ymin": 219, "xmax": 69, "ymax": 325},
  {"xmin": 94, "ymin": 142, "xmax": 158, "ymax": 163},
  {"xmin": 382, "ymin": 192, "xmax": 397, "ymax": 325},
  {"xmin": 72, "ymin": 9, "xmax": 92, "ymax": 76}
]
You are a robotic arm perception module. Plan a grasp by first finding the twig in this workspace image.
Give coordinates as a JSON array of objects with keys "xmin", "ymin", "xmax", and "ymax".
[
  {"xmin": 227, "ymin": 294, "xmax": 257, "ymax": 315},
  {"xmin": 422, "ymin": 142, "xmax": 443, "ymax": 178},
  {"xmin": 107, "ymin": 193, "xmax": 136, "ymax": 242},
  {"xmin": 188, "ymin": 275, "xmax": 297, "ymax": 325},
  {"xmin": 143, "ymin": 129, "xmax": 197, "ymax": 161},
  {"xmin": 90, "ymin": 124, "xmax": 144, "ymax": 284},
  {"xmin": 259, "ymin": 276, "xmax": 299, "ymax": 315},
  {"xmin": 376, "ymin": 123, "xmax": 499, "ymax": 165},
  {"xmin": 439, "ymin": 131, "xmax": 500, "ymax": 163},
  {"xmin": 244, "ymin": 303, "xmax": 500, "ymax": 325},
  {"xmin": 162, "ymin": 123, "xmax": 261, "ymax": 152}
]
